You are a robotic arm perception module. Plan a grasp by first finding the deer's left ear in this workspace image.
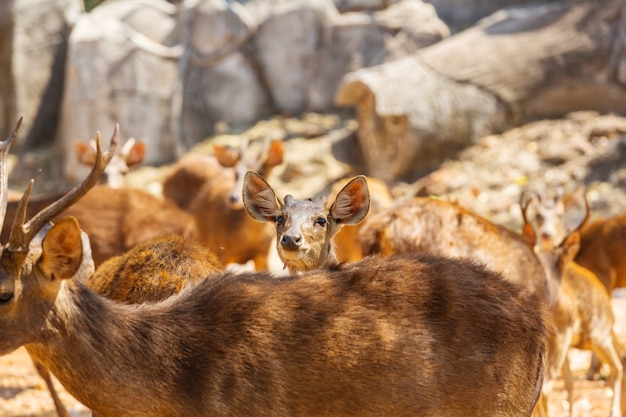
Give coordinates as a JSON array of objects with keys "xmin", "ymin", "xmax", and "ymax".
[
  {"xmin": 330, "ymin": 176, "xmax": 370, "ymax": 225},
  {"xmin": 39, "ymin": 217, "xmax": 84, "ymax": 280}
]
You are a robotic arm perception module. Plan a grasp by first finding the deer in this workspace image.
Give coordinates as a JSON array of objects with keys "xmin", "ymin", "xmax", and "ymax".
[
  {"xmin": 0, "ymin": 122, "xmax": 549, "ymax": 417},
  {"xmin": 327, "ymin": 175, "xmax": 393, "ymax": 263},
  {"xmin": 574, "ymin": 211, "xmax": 626, "ymax": 295},
  {"xmin": 87, "ymin": 233, "xmax": 222, "ymax": 303},
  {"xmin": 163, "ymin": 136, "xmax": 284, "ymax": 270},
  {"xmin": 242, "ymin": 171, "xmax": 371, "ymax": 274},
  {"xmin": 75, "ymin": 136, "xmax": 146, "ymax": 188},
  {"xmin": 521, "ymin": 191, "xmax": 625, "ymax": 417},
  {"xmin": 358, "ymin": 196, "xmax": 555, "ymax": 304}
]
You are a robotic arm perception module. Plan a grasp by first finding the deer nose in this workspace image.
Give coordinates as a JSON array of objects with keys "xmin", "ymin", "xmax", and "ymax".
[
  {"xmin": 229, "ymin": 193, "xmax": 241, "ymax": 205},
  {"xmin": 280, "ymin": 234, "xmax": 302, "ymax": 251}
]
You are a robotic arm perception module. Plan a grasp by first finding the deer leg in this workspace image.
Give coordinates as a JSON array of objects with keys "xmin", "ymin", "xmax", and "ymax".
[
  {"xmin": 561, "ymin": 355, "xmax": 575, "ymax": 417},
  {"xmin": 592, "ymin": 335, "xmax": 623, "ymax": 417},
  {"xmin": 31, "ymin": 358, "xmax": 69, "ymax": 417}
]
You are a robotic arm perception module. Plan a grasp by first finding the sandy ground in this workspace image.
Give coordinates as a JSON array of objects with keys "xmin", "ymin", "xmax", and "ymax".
[{"xmin": 1, "ymin": 297, "xmax": 625, "ymax": 417}]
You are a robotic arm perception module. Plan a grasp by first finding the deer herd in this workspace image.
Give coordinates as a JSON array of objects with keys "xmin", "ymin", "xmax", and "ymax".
[{"xmin": 0, "ymin": 117, "xmax": 624, "ymax": 417}]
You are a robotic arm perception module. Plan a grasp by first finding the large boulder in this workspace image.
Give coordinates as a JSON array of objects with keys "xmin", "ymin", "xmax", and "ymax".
[
  {"xmin": 59, "ymin": 0, "xmax": 181, "ymax": 182},
  {"xmin": 0, "ymin": 0, "xmax": 82, "ymax": 145},
  {"xmin": 309, "ymin": 0, "xmax": 449, "ymax": 111}
]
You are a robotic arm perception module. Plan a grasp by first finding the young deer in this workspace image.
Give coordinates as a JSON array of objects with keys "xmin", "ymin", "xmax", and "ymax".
[
  {"xmin": 0, "ymin": 124, "xmax": 548, "ymax": 417},
  {"xmin": 165, "ymin": 136, "xmax": 284, "ymax": 270},
  {"xmin": 75, "ymin": 136, "xmax": 146, "ymax": 188},
  {"xmin": 522, "ymin": 193, "xmax": 625, "ymax": 417},
  {"xmin": 242, "ymin": 171, "xmax": 370, "ymax": 274}
]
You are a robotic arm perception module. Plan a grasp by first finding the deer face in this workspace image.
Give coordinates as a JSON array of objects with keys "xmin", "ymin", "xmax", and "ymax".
[
  {"xmin": 243, "ymin": 171, "xmax": 370, "ymax": 273},
  {"xmin": 214, "ymin": 137, "xmax": 283, "ymax": 209}
]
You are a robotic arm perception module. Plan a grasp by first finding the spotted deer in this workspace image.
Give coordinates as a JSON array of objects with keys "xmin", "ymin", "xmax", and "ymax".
[
  {"xmin": 163, "ymin": 136, "xmax": 284, "ymax": 270},
  {"xmin": 522, "ymin": 192, "xmax": 625, "ymax": 417},
  {"xmin": 0, "ymin": 124, "xmax": 547, "ymax": 417},
  {"xmin": 242, "ymin": 171, "xmax": 370, "ymax": 274},
  {"xmin": 75, "ymin": 136, "xmax": 146, "ymax": 188}
]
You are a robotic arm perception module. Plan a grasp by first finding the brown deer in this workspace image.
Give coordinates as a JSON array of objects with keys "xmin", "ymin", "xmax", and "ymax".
[
  {"xmin": 0, "ymin": 117, "xmax": 118, "ymax": 417},
  {"xmin": 0, "ymin": 124, "xmax": 548, "ymax": 417},
  {"xmin": 574, "ymin": 211, "xmax": 626, "ymax": 294},
  {"xmin": 328, "ymin": 175, "xmax": 393, "ymax": 263},
  {"xmin": 358, "ymin": 196, "xmax": 554, "ymax": 303},
  {"xmin": 164, "ymin": 136, "xmax": 284, "ymax": 270},
  {"xmin": 75, "ymin": 136, "xmax": 146, "ymax": 188},
  {"xmin": 87, "ymin": 233, "xmax": 222, "ymax": 303},
  {"xmin": 242, "ymin": 171, "xmax": 370, "ymax": 274},
  {"xmin": 522, "ymin": 192, "xmax": 625, "ymax": 417}
]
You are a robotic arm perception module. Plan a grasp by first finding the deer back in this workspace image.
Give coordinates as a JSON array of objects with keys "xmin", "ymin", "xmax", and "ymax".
[
  {"xmin": 575, "ymin": 212, "xmax": 626, "ymax": 292},
  {"xmin": 8, "ymin": 242, "xmax": 547, "ymax": 417},
  {"xmin": 359, "ymin": 197, "xmax": 552, "ymax": 303},
  {"xmin": 2, "ymin": 185, "xmax": 194, "ymax": 268},
  {"xmin": 88, "ymin": 234, "xmax": 222, "ymax": 303}
]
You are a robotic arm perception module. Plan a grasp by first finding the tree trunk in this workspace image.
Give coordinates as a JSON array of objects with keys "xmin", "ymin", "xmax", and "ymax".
[{"xmin": 336, "ymin": 0, "xmax": 626, "ymax": 182}]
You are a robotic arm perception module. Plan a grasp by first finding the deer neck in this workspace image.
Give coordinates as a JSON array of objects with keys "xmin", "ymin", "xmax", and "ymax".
[{"xmin": 24, "ymin": 280, "xmax": 204, "ymax": 416}]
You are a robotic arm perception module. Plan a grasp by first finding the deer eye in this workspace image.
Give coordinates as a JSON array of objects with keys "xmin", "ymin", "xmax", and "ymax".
[
  {"xmin": 0, "ymin": 292, "xmax": 14, "ymax": 304},
  {"xmin": 315, "ymin": 217, "xmax": 327, "ymax": 227},
  {"xmin": 275, "ymin": 215, "xmax": 284, "ymax": 225}
]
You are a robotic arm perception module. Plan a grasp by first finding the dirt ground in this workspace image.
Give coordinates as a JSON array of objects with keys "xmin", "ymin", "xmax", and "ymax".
[{"xmin": 0, "ymin": 296, "xmax": 624, "ymax": 417}]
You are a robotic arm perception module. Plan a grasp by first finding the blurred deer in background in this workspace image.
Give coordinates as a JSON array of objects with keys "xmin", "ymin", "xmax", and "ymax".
[
  {"xmin": 243, "ymin": 171, "xmax": 370, "ymax": 274},
  {"xmin": 522, "ymin": 192, "xmax": 625, "ymax": 417},
  {"xmin": 75, "ymin": 136, "xmax": 146, "ymax": 188},
  {"xmin": 0, "ymin": 120, "xmax": 549, "ymax": 416},
  {"xmin": 2, "ymin": 132, "xmax": 192, "ymax": 267},
  {"xmin": 327, "ymin": 175, "xmax": 393, "ymax": 263},
  {"xmin": 164, "ymin": 136, "xmax": 284, "ymax": 270},
  {"xmin": 574, "ymin": 210, "xmax": 626, "ymax": 294}
]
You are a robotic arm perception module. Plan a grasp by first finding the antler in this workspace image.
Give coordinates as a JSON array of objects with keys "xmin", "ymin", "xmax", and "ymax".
[
  {"xmin": 7, "ymin": 125, "xmax": 119, "ymax": 251},
  {"xmin": 0, "ymin": 117, "xmax": 23, "ymax": 231},
  {"xmin": 519, "ymin": 191, "xmax": 537, "ymax": 247}
]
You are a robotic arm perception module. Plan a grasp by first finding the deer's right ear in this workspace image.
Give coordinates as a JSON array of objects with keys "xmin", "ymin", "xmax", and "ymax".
[
  {"xmin": 242, "ymin": 171, "xmax": 281, "ymax": 222},
  {"xmin": 214, "ymin": 144, "xmax": 240, "ymax": 168},
  {"xmin": 39, "ymin": 217, "xmax": 84, "ymax": 281},
  {"xmin": 75, "ymin": 141, "xmax": 96, "ymax": 166}
]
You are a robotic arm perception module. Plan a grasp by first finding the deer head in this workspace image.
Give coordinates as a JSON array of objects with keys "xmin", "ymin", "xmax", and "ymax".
[
  {"xmin": 214, "ymin": 136, "xmax": 283, "ymax": 208},
  {"xmin": 75, "ymin": 136, "xmax": 145, "ymax": 188},
  {"xmin": 0, "ymin": 118, "xmax": 117, "ymax": 354},
  {"xmin": 243, "ymin": 171, "xmax": 370, "ymax": 273}
]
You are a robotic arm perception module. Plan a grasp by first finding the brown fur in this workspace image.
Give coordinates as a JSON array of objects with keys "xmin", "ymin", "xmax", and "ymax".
[
  {"xmin": 187, "ymin": 141, "xmax": 283, "ymax": 270},
  {"xmin": 1, "ymin": 186, "xmax": 194, "ymax": 267},
  {"xmin": 1, "ymin": 217, "xmax": 548, "ymax": 417},
  {"xmin": 359, "ymin": 197, "xmax": 553, "ymax": 303},
  {"xmin": 575, "ymin": 212, "xmax": 626, "ymax": 293},
  {"xmin": 88, "ymin": 234, "xmax": 222, "ymax": 303},
  {"xmin": 161, "ymin": 154, "xmax": 224, "ymax": 211}
]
